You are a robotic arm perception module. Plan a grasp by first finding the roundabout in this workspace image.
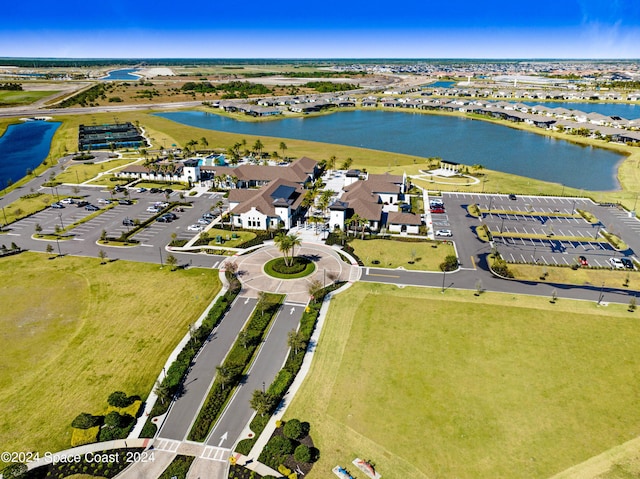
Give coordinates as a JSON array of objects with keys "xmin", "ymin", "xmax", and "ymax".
[{"xmin": 227, "ymin": 243, "xmax": 358, "ymax": 304}]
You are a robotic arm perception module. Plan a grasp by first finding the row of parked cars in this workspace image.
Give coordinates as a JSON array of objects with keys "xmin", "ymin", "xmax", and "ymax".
[
  {"xmin": 187, "ymin": 212, "xmax": 216, "ymax": 232},
  {"xmin": 609, "ymin": 257, "xmax": 637, "ymax": 270}
]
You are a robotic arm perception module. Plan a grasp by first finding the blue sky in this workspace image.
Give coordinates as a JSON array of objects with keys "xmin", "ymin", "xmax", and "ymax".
[{"xmin": 1, "ymin": 0, "xmax": 639, "ymax": 58}]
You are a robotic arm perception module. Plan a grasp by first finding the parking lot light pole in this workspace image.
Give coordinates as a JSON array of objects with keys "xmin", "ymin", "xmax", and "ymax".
[
  {"xmin": 55, "ymin": 237, "xmax": 61, "ymax": 256},
  {"xmin": 597, "ymin": 282, "xmax": 605, "ymax": 305},
  {"xmin": 571, "ymin": 199, "xmax": 577, "ymax": 215},
  {"xmin": 441, "ymin": 270, "xmax": 446, "ymax": 293},
  {"xmin": 159, "ymin": 247, "xmax": 164, "ymax": 267},
  {"xmin": 500, "ymin": 216, "xmax": 505, "ymax": 233},
  {"xmin": 58, "ymin": 213, "xmax": 65, "ymax": 230}
]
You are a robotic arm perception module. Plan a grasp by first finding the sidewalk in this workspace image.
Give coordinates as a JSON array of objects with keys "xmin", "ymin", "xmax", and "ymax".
[
  {"xmin": 128, "ymin": 276, "xmax": 229, "ymax": 439},
  {"xmin": 247, "ymin": 282, "xmax": 356, "ymax": 459}
]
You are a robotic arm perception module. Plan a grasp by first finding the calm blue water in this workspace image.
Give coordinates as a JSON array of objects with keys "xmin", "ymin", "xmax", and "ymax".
[
  {"xmin": 519, "ymin": 101, "xmax": 640, "ymax": 120},
  {"xmin": 0, "ymin": 121, "xmax": 60, "ymax": 187},
  {"xmin": 100, "ymin": 68, "xmax": 141, "ymax": 81},
  {"xmin": 156, "ymin": 110, "xmax": 622, "ymax": 190},
  {"xmin": 426, "ymin": 81, "xmax": 456, "ymax": 88}
]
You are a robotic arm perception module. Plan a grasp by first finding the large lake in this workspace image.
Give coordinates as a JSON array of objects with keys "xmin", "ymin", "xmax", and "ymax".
[
  {"xmin": 100, "ymin": 68, "xmax": 141, "ymax": 81},
  {"xmin": 519, "ymin": 101, "xmax": 640, "ymax": 120},
  {"xmin": 0, "ymin": 121, "xmax": 61, "ymax": 188},
  {"xmin": 156, "ymin": 110, "xmax": 623, "ymax": 190}
]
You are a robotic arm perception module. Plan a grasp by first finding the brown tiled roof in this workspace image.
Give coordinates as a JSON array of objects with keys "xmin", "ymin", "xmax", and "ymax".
[
  {"xmin": 387, "ymin": 211, "xmax": 422, "ymax": 225},
  {"xmin": 121, "ymin": 165, "xmax": 150, "ymax": 173},
  {"xmin": 348, "ymin": 198, "xmax": 382, "ymax": 222},
  {"xmin": 231, "ymin": 179, "xmax": 305, "ymax": 216}
]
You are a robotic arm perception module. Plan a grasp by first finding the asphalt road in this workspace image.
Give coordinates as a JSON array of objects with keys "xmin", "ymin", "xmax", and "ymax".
[
  {"xmin": 158, "ymin": 297, "xmax": 258, "ymax": 441},
  {"xmin": 206, "ymin": 303, "xmax": 304, "ymax": 449}
]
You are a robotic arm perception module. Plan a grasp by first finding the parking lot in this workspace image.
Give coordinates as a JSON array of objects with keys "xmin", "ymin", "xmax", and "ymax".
[
  {"xmin": 441, "ymin": 192, "xmax": 639, "ymax": 270},
  {"xmin": 6, "ymin": 185, "xmax": 228, "ymax": 251}
]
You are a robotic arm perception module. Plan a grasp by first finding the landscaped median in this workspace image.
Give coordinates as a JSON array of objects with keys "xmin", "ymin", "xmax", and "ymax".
[
  {"xmin": 140, "ymin": 274, "xmax": 242, "ymax": 438},
  {"xmin": 234, "ymin": 282, "xmax": 344, "ymax": 456},
  {"xmin": 187, "ymin": 293, "xmax": 285, "ymax": 442}
]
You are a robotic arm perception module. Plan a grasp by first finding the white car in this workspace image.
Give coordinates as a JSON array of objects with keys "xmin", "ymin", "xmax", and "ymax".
[
  {"xmin": 187, "ymin": 224, "xmax": 205, "ymax": 232},
  {"xmin": 97, "ymin": 198, "xmax": 111, "ymax": 204},
  {"xmin": 609, "ymin": 257, "xmax": 625, "ymax": 269},
  {"xmin": 436, "ymin": 229, "xmax": 453, "ymax": 237},
  {"xmin": 146, "ymin": 206, "xmax": 160, "ymax": 213},
  {"xmin": 60, "ymin": 198, "xmax": 74, "ymax": 204}
]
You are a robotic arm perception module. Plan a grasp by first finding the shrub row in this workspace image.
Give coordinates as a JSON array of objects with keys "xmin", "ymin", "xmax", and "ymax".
[
  {"xmin": 235, "ymin": 282, "xmax": 344, "ymax": 454},
  {"xmin": 187, "ymin": 293, "xmax": 285, "ymax": 442},
  {"xmin": 140, "ymin": 276, "xmax": 241, "ymax": 438}
]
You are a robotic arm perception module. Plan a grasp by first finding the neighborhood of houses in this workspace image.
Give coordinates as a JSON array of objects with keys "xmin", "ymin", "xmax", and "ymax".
[{"xmin": 208, "ymin": 92, "xmax": 640, "ymax": 144}]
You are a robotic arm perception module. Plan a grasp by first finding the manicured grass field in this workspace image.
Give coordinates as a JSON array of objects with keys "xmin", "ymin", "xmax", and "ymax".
[
  {"xmin": 55, "ymin": 158, "xmax": 139, "ymax": 184},
  {"xmin": 2, "ymin": 193, "xmax": 58, "ymax": 224},
  {"xmin": 0, "ymin": 253, "xmax": 220, "ymax": 465},
  {"xmin": 286, "ymin": 282, "xmax": 640, "ymax": 479},
  {"xmin": 509, "ymin": 262, "xmax": 640, "ymax": 291},
  {"xmin": 350, "ymin": 238, "xmax": 455, "ymax": 270},
  {"xmin": 205, "ymin": 228, "xmax": 255, "ymax": 247},
  {"xmin": 0, "ymin": 90, "xmax": 59, "ymax": 106}
]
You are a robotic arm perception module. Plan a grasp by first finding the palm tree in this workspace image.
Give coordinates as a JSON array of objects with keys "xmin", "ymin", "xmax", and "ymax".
[
  {"xmin": 252, "ymin": 139, "xmax": 264, "ymax": 158},
  {"xmin": 154, "ymin": 381, "xmax": 171, "ymax": 405},
  {"xmin": 279, "ymin": 141, "xmax": 288, "ymax": 159},
  {"xmin": 250, "ymin": 389, "xmax": 273, "ymax": 417},
  {"xmin": 274, "ymin": 231, "xmax": 293, "ymax": 266},
  {"xmin": 328, "ymin": 155, "xmax": 337, "ymax": 171},
  {"xmin": 200, "ymin": 136, "xmax": 209, "ymax": 151},
  {"xmin": 288, "ymin": 233, "xmax": 302, "ymax": 260},
  {"xmin": 287, "ymin": 329, "xmax": 307, "ymax": 355}
]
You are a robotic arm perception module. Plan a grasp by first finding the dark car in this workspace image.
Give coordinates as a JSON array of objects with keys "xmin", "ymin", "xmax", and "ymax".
[
  {"xmin": 50, "ymin": 202, "xmax": 64, "ymax": 209},
  {"xmin": 156, "ymin": 216, "xmax": 172, "ymax": 223},
  {"xmin": 75, "ymin": 201, "xmax": 89, "ymax": 208},
  {"xmin": 164, "ymin": 188, "xmax": 173, "ymax": 194},
  {"xmin": 122, "ymin": 218, "xmax": 135, "ymax": 226},
  {"xmin": 579, "ymin": 256, "xmax": 588, "ymax": 266},
  {"xmin": 621, "ymin": 257, "xmax": 636, "ymax": 270},
  {"xmin": 149, "ymin": 188, "xmax": 161, "ymax": 194},
  {"xmin": 163, "ymin": 212, "xmax": 178, "ymax": 220},
  {"xmin": 119, "ymin": 199, "xmax": 133, "ymax": 205},
  {"xmin": 85, "ymin": 204, "xmax": 99, "ymax": 211},
  {"xmin": 508, "ymin": 194, "xmax": 517, "ymax": 200}
]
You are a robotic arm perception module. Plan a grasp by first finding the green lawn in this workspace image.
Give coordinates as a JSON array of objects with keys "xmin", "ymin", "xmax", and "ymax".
[
  {"xmin": 286, "ymin": 282, "xmax": 640, "ymax": 479},
  {"xmin": 0, "ymin": 90, "xmax": 59, "ymax": 106},
  {"xmin": 350, "ymin": 238, "xmax": 454, "ymax": 270},
  {"xmin": 205, "ymin": 228, "xmax": 255, "ymax": 247},
  {"xmin": 2, "ymin": 193, "xmax": 58, "ymax": 224},
  {"xmin": 0, "ymin": 253, "xmax": 220, "ymax": 465},
  {"xmin": 55, "ymin": 158, "xmax": 139, "ymax": 184}
]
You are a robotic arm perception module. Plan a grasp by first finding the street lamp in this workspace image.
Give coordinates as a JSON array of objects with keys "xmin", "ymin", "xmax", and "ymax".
[
  {"xmin": 55, "ymin": 237, "xmax": 62, "ymax": 256},
  {"xmin": 571, "ymin": 199, "xmax": 577, "ymax": 215},
  {"xmin": 441, "ymin": 270, "xmax": 446, "ymax": 293},
  {"xmin": 58, "ymin": 213, "xmax": 65, "ymax": 230},
  {"xmin": 500, "ymin": 216, "xmax": 505, "ymax": 233},
  {"xmin": 597, "ymin": 282, "xmax": 605, "ymax": 305}
]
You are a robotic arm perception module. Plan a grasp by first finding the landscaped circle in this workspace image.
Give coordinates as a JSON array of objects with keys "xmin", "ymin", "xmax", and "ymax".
[{"xmin": 264, "ymin": 256, "xmax": 316, "ymax": 279}]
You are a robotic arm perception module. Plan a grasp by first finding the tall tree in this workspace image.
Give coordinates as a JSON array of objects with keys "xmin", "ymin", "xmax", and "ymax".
[
  {"xmin": 250, "ymin": 389, "xmax": 273, "ymax": 417},
  {"xmin": 279, "ymin": 141, "xmax": 288, "ymax": 159},
  {"xmin": 287, "ymin": 329, "xmax": 307, "ymax": 355},
  {"xmin": 252, "ymin": 139, "xmax": 264, "ymax": 158},
  {"xmin": 288, "ymin": 233, "xmax": 302, "ymax": 260},
  {"xmin": 200, "ymin": 136, "xmax": 209, "ymax": 150},
  {"xmin": 274, "ymin": 231, "xmax": 293, "ymax": 266}
]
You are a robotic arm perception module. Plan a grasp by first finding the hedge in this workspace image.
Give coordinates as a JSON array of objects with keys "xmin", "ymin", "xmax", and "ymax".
[
  {"xmin": 139, "ymin": 276, "xmax": 241, "ymax": 438},
  {"xmin": 187, "ymin": 293, "xmax": 284, "ymax": 442},
  {"xmin": 235, "ymin": 282, "xmax": 344, "ymax": 454}
]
